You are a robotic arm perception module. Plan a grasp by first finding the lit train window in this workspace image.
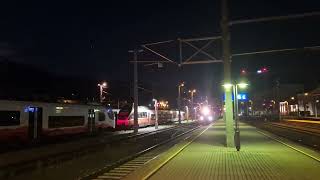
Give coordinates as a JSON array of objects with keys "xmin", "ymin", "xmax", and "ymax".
[{"xmin": 0, "ymin": 111, "xmax": 20, "ymax": 126}]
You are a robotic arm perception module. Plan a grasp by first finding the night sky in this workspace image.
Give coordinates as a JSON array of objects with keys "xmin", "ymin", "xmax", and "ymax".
[{"xmin": 1, "ymin": 0, "xmax": 320, "ymax": 104}]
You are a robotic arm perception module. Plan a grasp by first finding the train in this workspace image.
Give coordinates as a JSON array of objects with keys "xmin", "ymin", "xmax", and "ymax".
[
  {"xmin": 117, "ymin": 105, "xmax": 185, "ymax": 128},
  {"xmin": 0, "ymin": 100, "xmax": 114, "ymax": 142},
  {"xmin": 0, "ymin": 100, "xmax": 185, "ymax": 142}
]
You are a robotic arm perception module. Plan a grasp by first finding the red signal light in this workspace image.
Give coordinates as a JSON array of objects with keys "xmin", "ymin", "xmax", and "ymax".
[{"xmin": 262, "ymin": 67, "xmax": 268, "ymax": 73}]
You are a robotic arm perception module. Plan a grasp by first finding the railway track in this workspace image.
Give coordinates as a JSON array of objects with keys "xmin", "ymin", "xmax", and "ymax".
[
  {"xmin": 1, "ymin": 123, "xmax": 199, "ymax": 180},
  {"xmin": 80, "ymin": 124, "xmax": 205, "ymax": 180},
  {"xmin": 246, "ymin": 121, "xmax": 320, "ymax": 150}
]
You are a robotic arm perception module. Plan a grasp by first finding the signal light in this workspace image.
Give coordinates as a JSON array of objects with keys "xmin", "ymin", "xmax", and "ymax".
[{"xmin": 257, "ymin": 67, "xmax": 268, "ymax": 74}]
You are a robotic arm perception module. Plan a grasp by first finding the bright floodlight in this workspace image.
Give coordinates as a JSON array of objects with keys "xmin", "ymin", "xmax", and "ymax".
[
  {"xmin": 222, "ymin": 83, "xmax": 233, "ymax": 89},
  {"xmin": 201, "ymin": 106, "xmax": 210, "ymax": 116},
  {"xmin": 102, "ymin": 82, "xmax": 107, "ymax": 87},
  {"xmin": 238, "ymin": 83, "xmax": 248, "ymax": 89}
]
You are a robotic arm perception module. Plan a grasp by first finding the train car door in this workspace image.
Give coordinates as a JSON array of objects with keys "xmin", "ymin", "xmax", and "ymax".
[
  {"xmin": 88, "ymin": 109, "xmax": 95, "ymax": 133},
  {"xmin": 28, "ymin": 107, "xmax": 43, "ymax": 140}
]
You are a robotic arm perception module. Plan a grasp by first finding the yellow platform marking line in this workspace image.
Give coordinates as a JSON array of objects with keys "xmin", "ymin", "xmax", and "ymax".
[
  {"xmin": 257, "ymin": 130, "xmax": 320, "ymax": 163},
  {"xmin": 142, "ymin": 124, "xmax": 212, "ymax": 180},
  {"xmin": 285, "ymin": 119, "xmax": 320, "ymax": 124}
]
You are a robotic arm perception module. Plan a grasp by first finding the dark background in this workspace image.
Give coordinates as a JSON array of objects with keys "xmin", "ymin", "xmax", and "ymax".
[{"xmin": 0, "ymin": 0, "xmax": 320, "ymax": 107}]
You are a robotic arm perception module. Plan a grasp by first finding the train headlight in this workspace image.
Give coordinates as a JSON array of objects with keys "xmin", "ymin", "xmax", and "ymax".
[
  {"xmin": 200, "ymin": 116, "xmax": 204, "ymax": 120},
  {"xmin": 201, "ymin": 106, "xmax": 210, "ymax": 116},
  {"xmin": 208, "ymin": 116, "xmax": 213, "ymax": 121}
]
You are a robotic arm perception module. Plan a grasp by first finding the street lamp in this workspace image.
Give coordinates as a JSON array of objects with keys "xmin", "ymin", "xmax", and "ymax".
[
  {"xmin": 98, "ymin": 82, "xmax": 107, "ymax": 103},
  {"xmin": 223, "ymin": 82, "xmax": 248, "ymax": 151},
  {"xmin": 152, "ymin": 99, "xmax": 158, "ymax": 129},
  {"xmin": 178, "ymin": 82, "xmax": 184, "ymax": 124},
  {"xmin": 188, "ymin": 89, "xmax": 196, "ymax": 120}
]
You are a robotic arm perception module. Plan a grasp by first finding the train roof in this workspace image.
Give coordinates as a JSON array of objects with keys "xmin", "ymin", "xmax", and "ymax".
[{"xmin": 0, "ymin": 100, "xmax": 110, "ymax": 108}]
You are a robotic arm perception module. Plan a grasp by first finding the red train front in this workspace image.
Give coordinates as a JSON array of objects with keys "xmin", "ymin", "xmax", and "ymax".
[
  {"xmin": 117, "ymin": 105, "xmax": 154, "ymax": 128},
  {"xmin": 116, "ymin": 105, "xmax": 186, "ymax": 128}
]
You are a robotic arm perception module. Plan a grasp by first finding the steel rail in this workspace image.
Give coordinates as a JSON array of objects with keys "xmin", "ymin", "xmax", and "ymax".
[
  {"xmin": 80, "ymin": 124, "xmax": 202, "ymax": 180},
  {"xmin": 0, "ymin": 124, "xmax": 183, "ymax": 172}
]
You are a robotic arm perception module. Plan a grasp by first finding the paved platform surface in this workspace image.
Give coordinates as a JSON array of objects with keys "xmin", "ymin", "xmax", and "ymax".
[{"xmin": 148, "ymin": 120, "xmax": 320, "ymax": 180}]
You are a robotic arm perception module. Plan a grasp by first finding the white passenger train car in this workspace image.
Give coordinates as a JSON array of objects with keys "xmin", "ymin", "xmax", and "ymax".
[{"xmin": 0, "ymin": 100, "xmax": 114, "ymax": 142}]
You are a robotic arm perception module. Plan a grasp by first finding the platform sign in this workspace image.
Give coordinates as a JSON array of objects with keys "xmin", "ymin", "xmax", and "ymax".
[
  {"xmin": 237, "ymin": 93, "xmax": 248, "ymax": 101},
  {"xmin": 223, "ymin": 93, "xmax": 248, "ymax": 102}
]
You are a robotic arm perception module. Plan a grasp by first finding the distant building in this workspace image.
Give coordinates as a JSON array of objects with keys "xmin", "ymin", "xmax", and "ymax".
[
  {"xmin": 279, "ymin": 87, "xmax": 320, "ymax": 117},
  {"xmin": 251, "ymin": 83, "xmax": 304, "ymax": 116}
]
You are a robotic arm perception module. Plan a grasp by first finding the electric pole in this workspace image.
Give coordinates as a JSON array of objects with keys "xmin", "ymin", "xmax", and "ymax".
[
  {"xmin": 222, "ymin": 0, "xmax": 235, "ymax": 147},
  {"xmin": 129, "ymin": 49, "xmax": 143, "ymax": 133}
]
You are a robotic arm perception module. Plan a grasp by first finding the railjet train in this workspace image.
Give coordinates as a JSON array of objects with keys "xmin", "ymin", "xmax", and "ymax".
[
  {"xmin": 117, "ymin": 105, "xmax": 185, "ymax": 128},
  {"xmin": 0, "ymin": 100, "xmax": 184, "ymax": 142},
  {"xmin": 0, "ymin": 100, "xmax": 114, "ymax": 142}
]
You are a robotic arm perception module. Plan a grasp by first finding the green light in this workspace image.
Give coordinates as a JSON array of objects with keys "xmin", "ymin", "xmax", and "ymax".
[
  {"xmin": 237, "ymin": 83, "xmax": 248, "ymax": 89},
  {"xmin": 222, "ymin": 83, "xmax": 233, "ymax": 89}
]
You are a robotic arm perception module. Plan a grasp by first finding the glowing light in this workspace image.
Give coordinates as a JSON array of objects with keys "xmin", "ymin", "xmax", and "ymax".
[
  {"xmin": 291, "ymin": 97, "xmax": 295, "ymax": 100},
  {"xmin": 208, "ymin": 116, "xmax": 213, "ymax": 121},
  {"xmin": 98, "ymin": 82, "xmax": 107, "ymax": 87},
  {"xmin": 200, "ymin": 116, "xmax": 204, "ymax": 120},
  {"xmin": 237, "ymin": 83, "xmax": 248, "ymax": 89},
  {"xmin": 304, "ymin": 93, "xmax": 309, "ymax": 96},
  {"xmin": 222, "ymin": 83, "xmax": 233, "ymax": 89},
  {"xmin": 56, "ymin": 107, "xmax": 64, "ymax": 110},
  {"xmin": 201, "ymin": 106, "xmax": 210, "ymax": 116},
  {"xmin": 257, "ymin": 70, "xmax": 262, "ymax": 74}
]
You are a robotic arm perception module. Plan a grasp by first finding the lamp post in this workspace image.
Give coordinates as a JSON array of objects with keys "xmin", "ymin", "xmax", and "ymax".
[
  {"xmin": 189, "ymin": 89, "xmax": 196, "ymax": 120},
  {"xmin": 315, "ymin": 98, "xmax": 319, "ymax": 118},
  {"xmin": 97, "ymin": 82, "xmax": 107, "ymax": 103},
  {"xmin": 178, "ymin": 82, "xmax": 184, "ymax": 124},
  {"xmin": 223, "ymin": 82, "xmax": 248, "ymax": 151},
  {"xmin": 153, "ymin": 99, "xmax": 158, "ymax": 129}
]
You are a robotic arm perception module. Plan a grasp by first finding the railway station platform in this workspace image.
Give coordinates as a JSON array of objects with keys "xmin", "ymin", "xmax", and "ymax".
[{"xmin": 124, "ymin": 120, "xmax": 320, "ymax": 180}]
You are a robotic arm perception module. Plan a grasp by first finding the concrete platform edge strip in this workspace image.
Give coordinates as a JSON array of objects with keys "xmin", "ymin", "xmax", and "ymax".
[
  {"xmin": 257, "ymin": 130, "xmax": 320, "ymax": 162},
  {"xmin": 141, "ymin": 123, "xmax": 213, "ymax": 180}
]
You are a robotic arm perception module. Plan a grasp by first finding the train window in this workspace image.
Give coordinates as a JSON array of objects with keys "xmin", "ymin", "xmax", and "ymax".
[
  {"xmin": 0, "ymin": 111, "xmax": 20, "ymax": 126},
  {"xmin": 98, "ymin": 112, "xmax": 106, "ymax": 121},
  {"xmin": 48, "ymin": 116, "xmax": 84, "ymax": 128},
  {"xmin": 106, "ymin": 109, "xmax": 114, "ymax": 120},
  {"xmin": 138, "ymin": 112, "xmax": 148, "ymax": 118}
]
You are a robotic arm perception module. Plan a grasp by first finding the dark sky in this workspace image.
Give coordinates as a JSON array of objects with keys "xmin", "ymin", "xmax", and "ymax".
[{"xmin": 1, "ymin": 0, "xmax": 320, "ymax": 103}]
